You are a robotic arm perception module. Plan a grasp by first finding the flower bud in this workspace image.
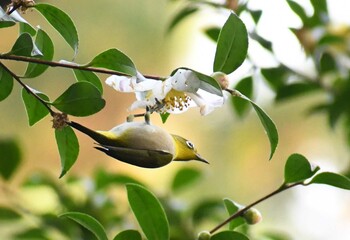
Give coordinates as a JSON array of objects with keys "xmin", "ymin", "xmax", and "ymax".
[
  {"xmin": 211, "ymin": 72, "xmax": 229, "ymax": 90},
  {"xmin": 243, "ymin": 208, "xmax": 262, "ymax": 225},
  {"xmin": 197, "ymin": 230, "xmax": 211, "ymax": 240}
]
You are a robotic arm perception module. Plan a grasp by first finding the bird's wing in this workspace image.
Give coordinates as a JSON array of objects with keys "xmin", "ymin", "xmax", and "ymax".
[{"xmin": 94, "ymin": 144, "xmax": 174, "ymax": 168}]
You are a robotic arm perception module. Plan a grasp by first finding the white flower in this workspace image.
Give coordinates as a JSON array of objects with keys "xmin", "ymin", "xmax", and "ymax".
[{"xmin": 105, "ymin": 69, "xmax": 224, "ymax": 115}]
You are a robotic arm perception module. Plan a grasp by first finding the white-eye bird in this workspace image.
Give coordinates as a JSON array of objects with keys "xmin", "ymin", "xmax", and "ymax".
[{"xmin": 67, "ymin": 121, "xmax": 208, "ymax": 168}]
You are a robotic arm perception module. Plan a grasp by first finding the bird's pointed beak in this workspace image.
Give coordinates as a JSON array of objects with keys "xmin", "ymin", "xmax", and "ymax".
[{"xmin": 195, "ymin": 153, "xmax": 209, "ymax": 164}]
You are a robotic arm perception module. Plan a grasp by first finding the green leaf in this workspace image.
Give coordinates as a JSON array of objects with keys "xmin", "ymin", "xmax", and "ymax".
[
  {"xmin": 73, "ymin": 69, "xmax": 103, "ymax": 94},
  {"xmin": 232, "ymin": 76, "xmax": 253, "ymax": 117},
  {"xmin": 250, "ymin": 101, "xmax": 278, "ymax": 160},
  {"xmin": 250, "ymin": 32, "xmax": 273, "ymax": 51},
  {"xmin": 237, "ymin": 94, "xmax": 278, "ymax": 160},
  {"xmin": 276, "ymin": 82, "xmax": 320, "ymax": 101},
  {"xmin": 172, "ymin": 67, "xmax": 223, "ymax": 96},
  {"xmin": 160, "ymin": 112, "xmax": 170, "ymax": 124},
  {"xmin": 0, "ymin": 21, "xmax": 15, "ymax": 28},
  {"xmin": 167, "ymin": 5, "xmax": 198, "ymax": 33},
  {"xmin": 24, "ymin": 29, "xmax": 54, "ymax": 78},
  {"xmin": 211, "ymin": 231, "xmax": 249, "ymax": 240},
  {"xmin": 261, "ymin": 66, "xmax": 288, "ymax": 91},
  {"xmin": 95, "ymin": 169, "xmax": 145, "ymax": 190},
  {"xmin": 126, "ymin": 183, "xmax": 169, "ymax": 240},
  {"xmin": 286, "ymin": 0, "xmax": 309, "ymax": 24},
  {"xmin": 59, "ymin": 212, "xmax": 108, "ymax": 240},
  {"xmin": 34, "ymin": 3, "xmax": 79, "ymax": 56},
  {"xmin": 284, "ymin": 153, "xmax": 318, "ymax": 184},
  {"xmin": 0, "ymin": 65, "xmax": 14, "ymax": 101},
  {"xmin": 171, "ymin": 167, "xmax": 202, "ymax": 192},
  {"xmin": 213, "ymin": 12, "xmax": 248, "ymax": 74},
  {"xmin": 52, "ymin": 82, "xmax": 105, "ymax": 117},
  {"xmin": 0, "ymin": 206, "xmax": 21, "ymax": 220},
  {"xmin": 13, "ymin": 228, "xmax": 49, "ymax": 240},
  {"xmin": 19, "ymin": 22, "xmax": 36, "ymax": 36},
  {"xmin": 250, "ymin": 10, "xmax": 262, "ymax": 24},
  {"xmin": 223, "ymin": 198, "xmax": 245, "ymax": 230},
  {"xmin": 86, "ymin": 48, "xmax": 136, "ymax": 76},
  {"xmin": 319, "ymin": 52, "xmax": 336, "ymax": 74},
  {"xmin": 310, "ymin": 172, "xmax": 350, "ymax": 190},
  {"xmin": 22, "ymin": 88, "xmax": 50, "ymax": 126},
  {"xmin": 113, "ymin": 230, "xmax": 142, "ymax": 240},
  {"xmin": 0, "ymin": 139, "xmax": 22, "ymax": 180},
  {"xmin": 55, "ymin": 126, "xmax": 79, "ymax": 178},
  {"xmin": 9, "ymin": 33, "xmax": 34, "ymax": 57},
  {"xmin": 193, "ymin": 199, "xmax": 224, "ymax": 224},
  {"xmin": 204, "ymin": 27, "xmax": 220, "ymax": 42}
]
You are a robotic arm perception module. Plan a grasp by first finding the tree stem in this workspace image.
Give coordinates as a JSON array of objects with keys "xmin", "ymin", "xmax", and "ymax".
[
  {"xmin": 209, "ymin": 182, "xmax": 302, "ymax": 234},
  {"xmin": 0, "ymin": 54, "xmax": 164, "ymax": 80},
  {"xmin": 0, "ymin": 61, "xmax": 56, "ymax": 116}
]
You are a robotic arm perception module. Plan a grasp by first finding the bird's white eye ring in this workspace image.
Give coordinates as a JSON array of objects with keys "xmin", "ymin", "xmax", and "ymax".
[{"xmin": 186, "ymin": 140, "xmax": 194, "ymax": 149}]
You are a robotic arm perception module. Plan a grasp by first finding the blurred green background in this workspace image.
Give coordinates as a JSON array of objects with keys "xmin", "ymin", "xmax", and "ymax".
[{"xmin": 1, "ymin": 0, "xmax": 350, "ymax": 239}]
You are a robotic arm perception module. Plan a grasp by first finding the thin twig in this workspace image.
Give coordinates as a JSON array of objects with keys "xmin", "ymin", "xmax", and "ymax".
[
  {"xmin": 0, "ymin": 61, "xmax": 56, "ymax": 116},
  {"xmin": 0, "ymin": 54, "xmax": 165, "ymax": 80},
  {"xmin": 209, "ymin": 182, "xmax": 302, "ymax": 234}
]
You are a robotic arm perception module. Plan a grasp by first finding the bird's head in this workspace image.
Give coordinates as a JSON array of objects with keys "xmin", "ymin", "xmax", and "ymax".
[{"xmin": 171, "ymin": 134, "xmax": 208, "ymax": 164}]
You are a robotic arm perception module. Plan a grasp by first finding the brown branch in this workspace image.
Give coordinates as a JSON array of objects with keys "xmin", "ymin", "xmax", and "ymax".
[
  {"xmin": 0, "ymin": 54, "xmax": 165, "ymax": 80},
  {"xmin": 209, "ymin": 182, "xmax": 302, "ymax": 234},
  {"xmin": 0, "ymin": 61, "xmax": 56, "ymax": 116}
]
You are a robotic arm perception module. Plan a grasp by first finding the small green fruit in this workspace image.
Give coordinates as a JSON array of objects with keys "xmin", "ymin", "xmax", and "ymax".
[
  {"xmin": 243, "ymin": 208, "xmax": 262, "ymax": 225},
  {"xmin": 197, "ymin": 230, "xmax": 211, "ymax": 240}
]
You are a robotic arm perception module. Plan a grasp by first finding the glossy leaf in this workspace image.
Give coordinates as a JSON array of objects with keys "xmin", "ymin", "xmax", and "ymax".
[
  {"xmin": 55, "ymin": 126, "xmax": 79, "ymax": 178},
  {"xmin": 0, "ymin": 139, "xmax": 22, "ymax": 180},
  {"xmin": 261, "ymin": 66, "xmax": 288, "ymax": 91},
  {"xmin": 251, "ymin": 101, "xmax": 278, "ymax": 159},
  {"xmin": 113, "ymin": 229, "xmax": 142, "ymax": 240},
  {"xmin": 52, "ymin": 82, "xmax": 105, "ymax": 117},
  {"xmin": 0, "ymin": 65, "xmax": 14, "ymax": 101},
  {"xmin": 250, "ymin": 10, "xmax": 262, "ymax": 24},
  {"xmin": 250, "ymin": 32, "xmax": 273, "ymax": 51},
  {"xmin": 95, "ymin": 169, "xmax": 145, "ymax": 190},
  {"xmin": 87, "ymin": 48, "xmax": 136, "ymax": 76},
  {"xmin": 232, "ymin": 76, "xmax": 253, "ymax": 117},
  {"xmin": 171, "ymin": 167, "xmax": 202, "ymax": 192},
  {"xmin": 193, "ymin": 199, "xmax": 224, "ymax": 224},
  {"xmin": 73, "ymin": 69, "xmax": 103, "ymax": 94},
  {"xmin": 276, "ymin": 82, "xmax": 320, "ymax": 101},
  {"xmin": 160, "ymin": 112, "xmax": 170, "ymax": 124},
  {"xmin": 237, "ymin": 94, "xmax": 278, "ymax": 160},
  {"xmin": 223, "ymin": 198, "xmax": 245, "ymax": 230},
  {"xmin": 13, "ymin": 228, "xmax": 49, "ymax": 240},
  {"xmin": 310, "ymin": 172, "xmax": 350, "ymax": 190},
  {"xmin": 211, "ymin": 231, "xmax": 249, "ymax": 240},
  {"xmin": 19, "ymin": 22, "xmax": 36, "ymax": 36},
  {"xmin": 126, "ymin": 183, "xmax": 169, "ymax": 240},
  {"xmin": 204, "ymin": 27, "xmax": 220, "ymax": 42},
  {"xmin": 0, "ymin": 206, "xmax": 21, "ymax": 220},
  {"xmin": 0, "ymin": 21, "xmax": 15, "ymax": 28},
  {"xmin": 286, "ymin": 0, "xmax": 309, "ymax": 24},
  {"xmin": 34, "ymin": 3, "xmax": 79, "ymax": 55},
  {"xmin": 168, "ymin": 5, "xmax": 198, "ymax": 33},
  {"xmin": 213, "ymin": 12, "xmax": 248, "ymax": 74},
  {"xmin": 9, "ymin": 33, "xmax": 34, "ymax": 57},
  {"xmin": 284, "ymin": 153, "xmax": 318, "ymax": 184},
  {"xmin": 22, "ymin": 87, "xmax": 50, "ymax": 126},
  {"xmin": 24, "ymin": 29, "xmax": 54, "ymax": 78},
  {"xmin": 319, "ymin": 52, "xmax": 336, "ymax": 74},
  {"xmin": 59, "ymin": 212, "xmax": 108, "ymax": 240}
]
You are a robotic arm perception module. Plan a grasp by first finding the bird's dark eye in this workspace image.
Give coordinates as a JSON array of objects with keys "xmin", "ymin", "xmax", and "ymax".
[{"xmin": 186, "ymin": 140, "xmax": 194, "ymax": 149}]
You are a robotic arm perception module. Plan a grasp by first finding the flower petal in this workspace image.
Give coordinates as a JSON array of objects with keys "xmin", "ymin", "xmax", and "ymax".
[{"xmin": 170, "ymin": 69, "xmax": 200, "ymax": 93}]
